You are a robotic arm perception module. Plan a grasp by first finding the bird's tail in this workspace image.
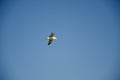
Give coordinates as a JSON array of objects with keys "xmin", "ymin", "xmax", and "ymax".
[{"xmin": 45, "ymin": 37, "xmax": 49, "ymax": 40}]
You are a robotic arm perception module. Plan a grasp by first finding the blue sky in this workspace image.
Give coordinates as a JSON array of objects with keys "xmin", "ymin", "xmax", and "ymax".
[{"xmin": 0, "ymin": 0, "xmax": 120, "ymax": 80}]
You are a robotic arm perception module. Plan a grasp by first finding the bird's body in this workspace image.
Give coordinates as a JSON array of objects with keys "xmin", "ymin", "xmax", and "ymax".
[
  {"xmin": 45, "ymin": 32, "xmax": 57, "ymax": 45},
  {"xmin": 46, "ymin": 36, "xmax": 56, "ymax": 40}
]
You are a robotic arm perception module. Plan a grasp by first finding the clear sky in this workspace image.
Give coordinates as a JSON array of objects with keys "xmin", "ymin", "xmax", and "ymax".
[{"xmin": 0, "ymin": 0, "xmax": 120, "ymax": 80}]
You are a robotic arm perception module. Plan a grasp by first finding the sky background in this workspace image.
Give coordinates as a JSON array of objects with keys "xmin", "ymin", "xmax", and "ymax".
[{"xmin": 0, "ymin": 0, "xmax": 120, "ymax": 80}]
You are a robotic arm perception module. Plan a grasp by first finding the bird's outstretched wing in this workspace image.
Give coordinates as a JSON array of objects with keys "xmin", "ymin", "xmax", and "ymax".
[
  {"xmin": 48, "ymin": 40, "xmax": 53, "ymax": 45},
  {"xmin": 49, "ymin": 32, "xmax": 55, "ymax": 37}
]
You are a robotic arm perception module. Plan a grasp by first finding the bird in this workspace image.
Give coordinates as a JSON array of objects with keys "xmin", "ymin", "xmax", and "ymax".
[{"xmin": 45, "ymin": 32, "xmax": 57, "ymax": 45}]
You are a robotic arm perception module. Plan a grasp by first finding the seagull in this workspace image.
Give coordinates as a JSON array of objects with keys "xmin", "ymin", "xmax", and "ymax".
[{"xmin": 45, "ymin": 32, "xmax": 57, "ymax": 45}]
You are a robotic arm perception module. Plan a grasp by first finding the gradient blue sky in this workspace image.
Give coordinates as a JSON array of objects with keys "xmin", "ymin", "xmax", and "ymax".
[{"xmin": 0, "ymin": 0, "xmax": 120, "ymax": 80}]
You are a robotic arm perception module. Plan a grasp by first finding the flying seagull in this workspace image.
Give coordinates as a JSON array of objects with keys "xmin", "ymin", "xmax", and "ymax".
[{"xmin": 45, "ymin": 32, "xmax": 57, "ymax": 45}]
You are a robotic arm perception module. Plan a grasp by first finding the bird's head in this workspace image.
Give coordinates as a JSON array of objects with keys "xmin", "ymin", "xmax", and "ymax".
[{"xmin": 53, "ymin": 36, "xmax": 57, "ymax": 40}]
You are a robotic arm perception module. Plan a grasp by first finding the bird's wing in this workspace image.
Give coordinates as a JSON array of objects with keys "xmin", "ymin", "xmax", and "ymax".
[
  {"xmin": 48, "ymin": 40, "xmax": 53, "ymax": 45},
  {"xmin": 49, "ymin": 32, "xmax": 55, "ymax": 37}
]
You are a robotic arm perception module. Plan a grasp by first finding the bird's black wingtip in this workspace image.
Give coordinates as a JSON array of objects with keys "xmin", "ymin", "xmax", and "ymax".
[{"xmin": 48, "ymin": 43, "xmax": 51, "ymax": 45}]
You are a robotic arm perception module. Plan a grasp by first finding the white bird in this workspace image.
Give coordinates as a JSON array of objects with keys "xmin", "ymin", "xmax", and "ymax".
[{"xmin": 45, "ymin": 32, "xmax": 57, "ymax": 45}]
